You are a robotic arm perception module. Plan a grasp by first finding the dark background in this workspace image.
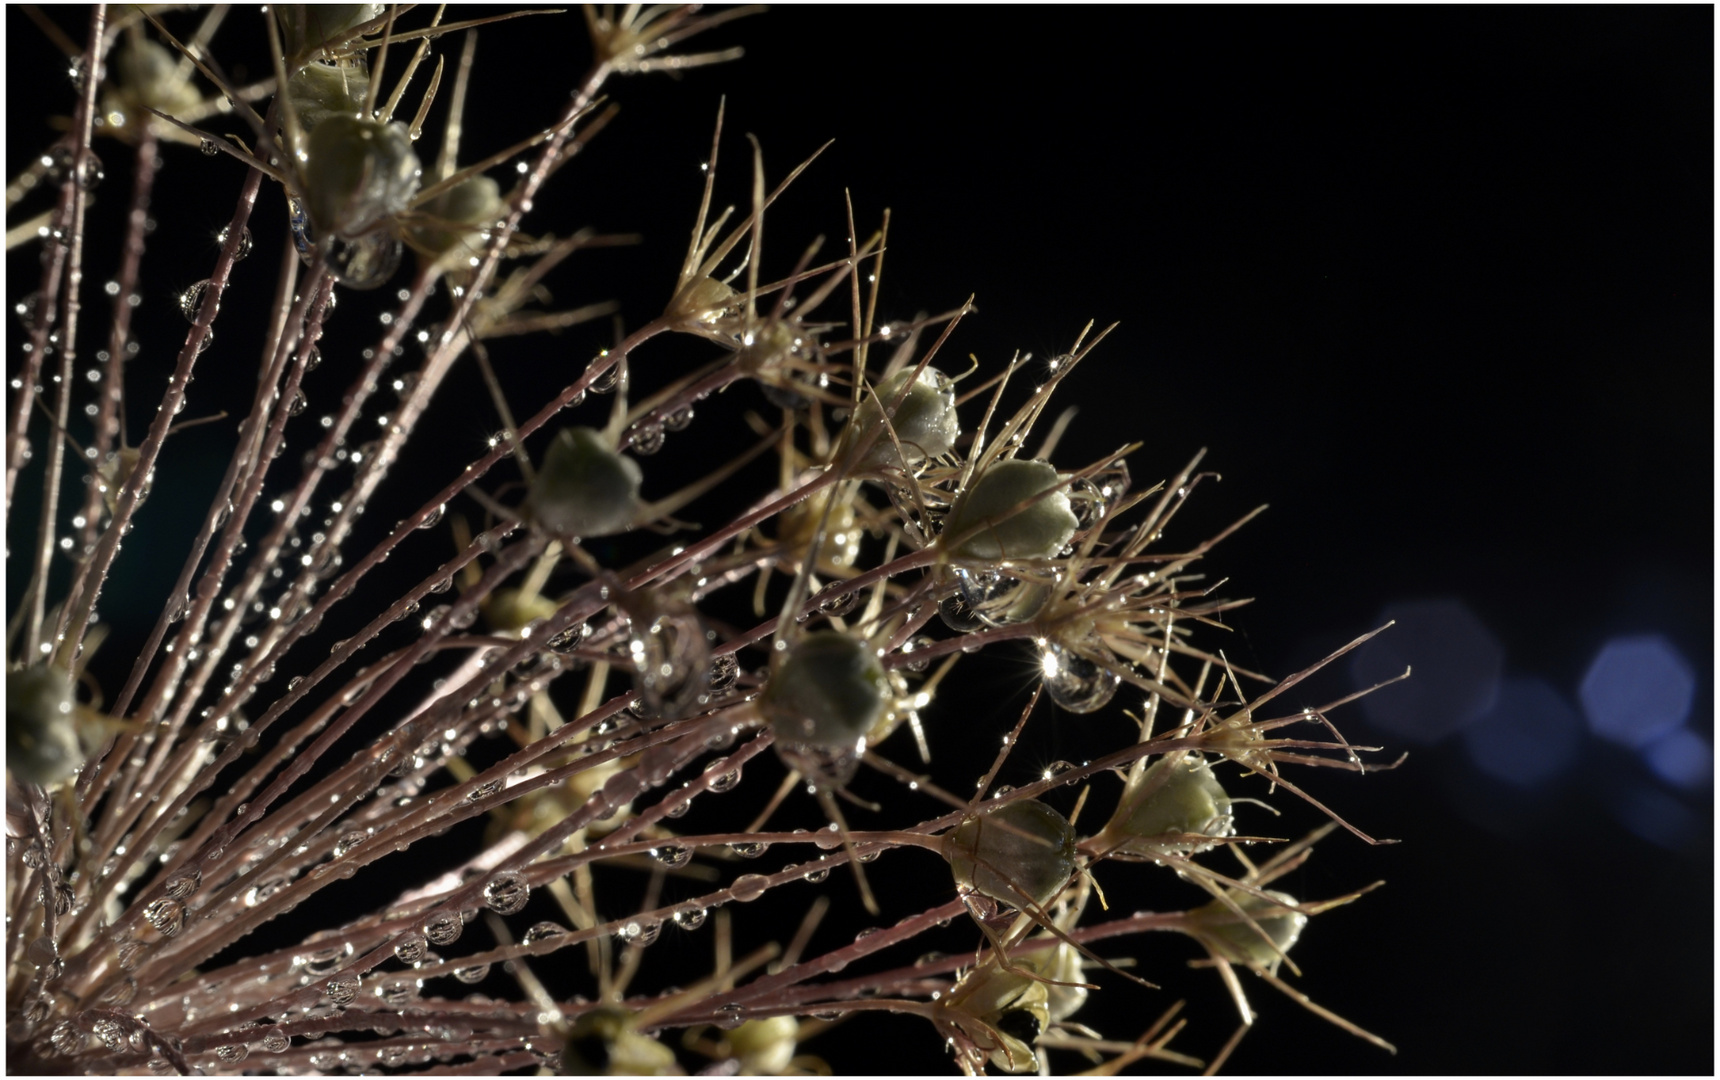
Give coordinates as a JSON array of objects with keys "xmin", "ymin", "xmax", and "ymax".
[{"xmin": 8, "ymin": 6, "xmax": 1712, "ymax": 1075}]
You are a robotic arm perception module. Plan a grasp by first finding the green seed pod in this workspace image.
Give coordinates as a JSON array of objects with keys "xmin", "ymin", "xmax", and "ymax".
[
  {"xmin": 558, "ymin": 1008, "xmax": 677, "ymax": 1076},
  {"xmin": 945, "ymin": 799, "xmax": 1078, "ymax": 910},
  {"xmin": 104, "ymin": 33, "xmax": 203, "ymax": 124},
  {"xmin": 527, "ymin": 428, "xmax": 644, "ymax": 539},
  {"xmin": 411, "ymin": 175, "xmax": 504, "ymax": 259},
  {"xmin": 303, "ymin": 115, "xmax": 421, "ymax": 240},
  {"xmin": 846, "ymin": 366, "xmax": 960, "ymax": 471},
  {"xmin": 1095, "ymin": 752, "xmax": 1233, "ymax": 858},
  {"xmin": 943, "ymin": 459, "xmax": 1079, "ymax": 562},
  {"xmin": 7, "ymin": 665, "xmax": 82, "ymax": 787},
  {"xmin": 725, "ymin": 1015, "xmax": 798, "ymax": 1075},
  {"xmin": 760, "ymin": 632, "xmax": 889, "ymax": 751},
  {"xmin": 284, "ymin": 61, "xmax": 370, "ymax": 137},
  {"xmin": 275, "ymin": 5, "xmax": 385, "ymax": 64},
  {"xmin": 1186, "ymin": 889, "xmax": 1307, "ymax": 973},
  {"xmin": 943, "ymin": 961, "xmax": 1051, "ymax": 1074}
]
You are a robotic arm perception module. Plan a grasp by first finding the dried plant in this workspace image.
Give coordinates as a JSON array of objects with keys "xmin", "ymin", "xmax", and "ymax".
[{"xmin": 6, "ymin": 6, "xmax": 1403, "ymax": 1075}]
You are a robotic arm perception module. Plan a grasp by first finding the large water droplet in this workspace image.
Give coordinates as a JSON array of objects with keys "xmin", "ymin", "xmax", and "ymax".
[
  {"xmin": 143, "ymin": 897, "xmax": 185, "ymax": 937},
  {"xmin": 1040, "ymin": 641, "xmax": 1121, "ymax": 714},
  {"xmin": 482, "ymin": 870, "xmax": 530, "ymax": 915},
  {"xmin": 730, "ymin": 873, "xmax": 769, "ymax": 903},
  {"xmin": 423, "ymin": 910, "xmax": 462, "ymax": 946}
]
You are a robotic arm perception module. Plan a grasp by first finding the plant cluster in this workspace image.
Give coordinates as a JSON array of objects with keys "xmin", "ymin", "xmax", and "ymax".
[{"xmin": 6, "ymin": 7, "xmax": 1400, "ymax": 1075}]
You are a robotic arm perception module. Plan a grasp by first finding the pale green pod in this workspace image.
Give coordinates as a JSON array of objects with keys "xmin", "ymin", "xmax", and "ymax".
[
  {"xmin": 411, "ymin": 175, "xmax": 504, "ymax": 259},
  {"xmin": 726, "ymin": 1015, "xmax": 798, "ymax": 1075},
  {"xmin": 275, "ymin": 5, "xmax": 385, "ymax": 63},
  {"xmin": 527, "ymin": 428, "xmax": 644, "ymax": 539},
  {"xmin": 946, "ymin": 799, "xmax": 1077, "ymax": 910},
  {"xmin": 1186, "ymin": 889, "xmax": 1307, "ymax": 973},
  {"xmin": 7, "ymin": 665, "xmax": 82, "ymax": 786},
  {"xmin": 846, "ymin": 366, "xmax": 960, "ymax": 470},
  {"xmin": 285, "ymin": 61, "xmax": 370, "ymax": 136},
  {"xmin": 105, "ymin": 34, "xmax": 202, "ymax": 121},
  {"xmin": 943, "ymin": 459, "xmax": 1079, "ymax": 562},
  {"xmin": 303, "ymin": 115, "xmax": 421, "ymax": 240},
  {"xmin": 760, "ymin": 632, "xmax": 889, "ymax": 751},
  {"xmin": 1096, "ymin": 752, "xmax": 1234, "ymax": 857},
  {"xmin": 558, "ymin": 1009, "xmax": 678, "ymax": 1076}
]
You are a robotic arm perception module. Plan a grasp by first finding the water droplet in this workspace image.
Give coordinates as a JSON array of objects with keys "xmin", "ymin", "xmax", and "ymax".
[
  {"xmin": 419, "ymin": 502, "xmax": 446, "ymax": 529},
  {"xmin": 621, "ymin": 918, "xmax": 662, "ymax": 946},
  {"xmin": 587, "ymin": 358, "xmax": 621, "ymax": 393},
  {"xmin": 714, "ymin": 1003, "xmax": 746, "ymax": 1030},
  {"xmin": 214, "ymin": 1043, "xmax": 248, "ymax": 1063},
  {"xmin": 523, "ymin": 921, "xmax": 568, "ymax": 945},
  {"xmin": 287, "ymin": 388, "xmax": 308, "ymax": 416},
  {"xmin": 423, "ymin": 910, "xmax": 462, "ymax": 946},
  {"xmin": 652, "ymin": 844, "xmax": 692, "ymax": 868},
  {"xmin": 179, "ymin": 280, "xmax": 211, "ymax": 323},
  {"xmin": 50, "ymin": 1020, "xmax": 85, "ymax": 1056},
  {"xmin": 816, "ymin": 583, "xmax": 858, "ymax": 617},
  {"xmin": 1040, "ymin": 641, "xmax": 1121, "ymax": 714},
  {"xmin": 672, "ymin": 905, "xmax": 707, "ymax": 931},
  {"xmin": 217, "ymin": 224, "xmax": 253, "ymax": 261},
  {"xmin": 664, "ymin": 405, "xmax": 695, "ymax": 431},
  {"xmin": 73, "ymin": 149, "xmax": 103, "ymax": 192},
  {"xmin": 393, "ymin": 931, "xmax": 428, "ymax": 964},
  {"xmin": 453, "ymin": 962, "xmax": 491, "ymax": 984},
  {"xmin": 376, "ymin": 974, "xmax": 420, "ymax": 1007},
  {"xmin": 729, "ymin": 840, "xmax": 766, "ymax": 859},
  {"xmin": 199, "ymin": 138, "xmax": 219, "ymax": 156},
  {"xmin": 116, "ymin": 939, "xmax": 149, "ymax": 970},
  {"xmin": 630, "ymin": 422, "xmax": 665, "ymax": 455},
  {"xmin": 705, "ymin": 760, "xmax": 741, "ymax": 793},
  {"xmin": 143, "ymin": 897, "xmax": 185, "ymax": 937},
  {"xmin": 162, "ymin": 868, "xmax": 200, "ymax": 899},
  {"xmin": 92, "ymin": 1017, "xmax": 126, "ymax": 1052},
  {"xmin": 802, "ymin": 863, "xmax": 830, "ymax": 884},
  {"xmin": 730, "ymin": 873, "xmax": 769, "ymax": 902},
  {"xmin": 333, "ymin": 831, "xmax": 367, "ymax": 858},
  {"xmin": 259, "ymin": 1026, "xmax": 290, "ymax": 1053},
  {"xmin": 325, "ymin": 971, "xmax": 360, "ymax": 1007},
  {"xmin": 482, "ymin": 870, "xmax": 530, "ymax": 915}
]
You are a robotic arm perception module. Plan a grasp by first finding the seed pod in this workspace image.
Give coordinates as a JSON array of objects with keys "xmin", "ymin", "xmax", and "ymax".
[
  {"xmin": 943, "ymin": 459, "xmax": 1079, "ymax": 562},
  {"xmin": 1094, "ymin": 752, "xmax": 1234, "ymax": 858},
  {"xmin": 284, "ymin": 61, "xmax": 370, "ymax": 137},
  {"xmin": 7, "ymin": 665, "xmax": 82, "ymax": 786},
  {"xmin": 945, "ymin": 799, "xmax": 1077, "ymax": 910},
  {"xmin": 303, "ymin": 115, "xmax": 421, "ymax": 240},
  {"xmin": 760, "ymin": 632, "xmax": 888, "ymax": 751},
  {"xmin": 558, "ymin": 1008, "xmax": 677, "ymax": 1076},
  {"xmin": 104, "ymin": 33, "xmax": 203, "ymax": 126},
  {"xmin": 411, "ymin": 175, "xmax": 504, "ymax": 259},
  {"xmin": 845, "ymin": 366, "xmax": 960, "ymax": 471},
  {"xmin": 527, "ymin": 428, "xmax": 644, "ymax": 539},
  {"xmin": 725, "ymin": 1015, "xmax": 798, "ymax": 1075},
  {"xmin": 942, "ymin": 962, "xmax": 1051, "ymax": 1074},
  {"xmin": 1185, "ymin": 889, "xmax": 1308, "ymax": 973},
  {"xmin": 275, "ymin": 5, "xmax": 385, "ymax": 64}
]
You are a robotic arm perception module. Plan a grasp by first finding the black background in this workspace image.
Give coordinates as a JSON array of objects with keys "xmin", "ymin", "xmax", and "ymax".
[{"xmin": 7, "ymin": 6, "xmax": 1713, "ymax": 1075}]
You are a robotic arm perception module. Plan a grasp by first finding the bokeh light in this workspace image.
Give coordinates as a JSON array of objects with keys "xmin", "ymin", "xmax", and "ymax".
[
  {"xmin": 1640, "ymin": 727, "xmax": 1713, "ymax": 791},
  {"xmin": 1461, "ymin": 677, "xmax": 1583, "ymax": 787},
  {"xmin": 1612, "ymin": 784, "xmax": 1702, "ymax": 851},
  {"xmin": 1578, "ymin": 635, "xmax": 1696, "ymax": 748},
  {"xmin": 1351, "ymin": 598, "xmax": 1503, "ymax": 744}
]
